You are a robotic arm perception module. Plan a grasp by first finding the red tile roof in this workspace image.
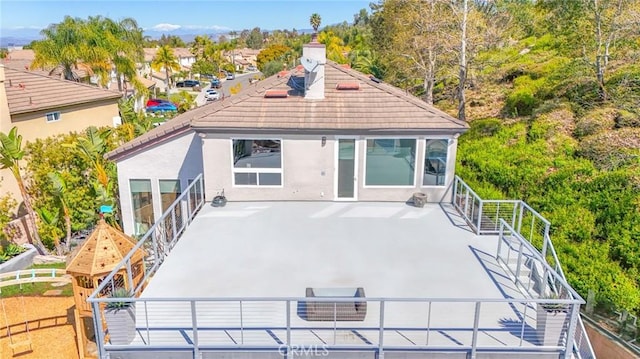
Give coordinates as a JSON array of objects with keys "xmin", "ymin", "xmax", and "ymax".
[{"xmin": 3, "ymin": 65, "xmax": 121, "ymax": 115}]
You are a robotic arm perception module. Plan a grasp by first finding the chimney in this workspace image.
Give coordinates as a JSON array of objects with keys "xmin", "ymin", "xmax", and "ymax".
[{"xmin": 301, "ymin": 38, "xmax": 326, "ymax": 100}]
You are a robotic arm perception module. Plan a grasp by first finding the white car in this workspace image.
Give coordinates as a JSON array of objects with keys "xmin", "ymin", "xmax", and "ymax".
[{"xmin": 205, "ymin": 89, "xmax": 220, "ymax": 101}]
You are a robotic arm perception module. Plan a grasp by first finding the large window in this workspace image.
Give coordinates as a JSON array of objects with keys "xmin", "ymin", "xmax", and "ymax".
[
  {"xmin": 130, "ymin": 179, "xmax": 153, "ymax": 235},
  {"xmin": 160, "ymin": 179, "xmax": 182, "ymax": 213},
  {"xmin": 232, "ymin": 139, "xmax": 282, "ymax": 186},
  {"xmin": 423, "ymin": 139, "xmax": 448, "ymax": 186},
  {"xmin": 365, "ymin": 139, "xmax": 416, "ymax": 186}
]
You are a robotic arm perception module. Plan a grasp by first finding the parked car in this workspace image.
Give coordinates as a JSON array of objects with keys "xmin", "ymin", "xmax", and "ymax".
[
  {"xmin": 146, "ymin": 102, "xmax": 177, "ymax": 112},
  {"xmin": 176, "ymin": 80, "xmax": 200, "ymax": 88},
  {"xmin": 146, "ymin": 98, "xmax": 173, "ymax": 107},
  {"xmin": 226, "ymin": 73, "xmax": 235, "ymax": 80},
  {"xmin": 210, "ymin": 78, "xmax": 221, "ymax": 89},
  {"xmin": 247, "ymin": 65, "xmax": 257, "ymax": 72},
  {"xmin": 205, "ymin": 89, "xmax": 220, "ymax": 101}
]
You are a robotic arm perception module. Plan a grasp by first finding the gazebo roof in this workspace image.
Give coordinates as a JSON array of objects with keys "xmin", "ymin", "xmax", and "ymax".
[{"xmin": 66, "ymin": 219, "xmax": 144, "ymax": 277}]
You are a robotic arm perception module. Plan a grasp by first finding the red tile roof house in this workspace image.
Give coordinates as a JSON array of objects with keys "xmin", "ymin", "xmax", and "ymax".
[{"xmin": 96, "ymin": 40, "xmax": 594, "ymax": 359}]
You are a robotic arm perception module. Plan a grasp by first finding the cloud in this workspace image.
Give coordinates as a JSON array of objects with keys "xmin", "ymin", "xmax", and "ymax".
[
  {"xmin": 182, "ymin": 24, "xmax": 232, "ymax": 31},
  {"xmin": 149, "ymin": 23, "xmax": 182, "ymax": 32}
]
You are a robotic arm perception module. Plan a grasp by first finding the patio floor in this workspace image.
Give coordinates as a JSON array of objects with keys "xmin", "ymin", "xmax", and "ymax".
[
  {"xmin": 142, "ymin": 201, "xmax": 524, "ymax": 300},
  {"xmin": 123, "ymin": 202, "xmax": 548, "ymax": 351}
]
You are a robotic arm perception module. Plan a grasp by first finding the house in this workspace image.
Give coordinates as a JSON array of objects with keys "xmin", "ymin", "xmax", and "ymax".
[
  {"xmin": 93, "ymin": 39, "xmax": 594, "ymax": 359},
  {"xmin": 139, "ymin": 47, "xmax": 196, "ymax": 90},
  {"xmin": 107, "ymin": 40, "xmax": 468, "ymax": 235},
  {"xmin": 0, "ymin": 64, "xmax": 121, "ymax": 216}
]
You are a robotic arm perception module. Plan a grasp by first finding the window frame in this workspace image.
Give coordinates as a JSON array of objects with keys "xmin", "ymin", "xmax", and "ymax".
[
  {"xmin": 363, "ymin": 137, "xmax": 418, "ymax": 188},
  {"xmin": 230, "ymin": 138, "xmax": 284, "ymax": 188},
  {"xmin": 45, "ymin": 111, "xmax": 61, "ymax": 123},
  {"xmin": 421, "ymin": 137, "xmax": 451, "ymax": 188},
  {"xmin": 129, "ymin": 179, "xmax": 154, "ymax": 236}
]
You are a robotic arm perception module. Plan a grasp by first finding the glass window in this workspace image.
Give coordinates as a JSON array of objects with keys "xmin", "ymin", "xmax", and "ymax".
[
  {"xmin": 424, "ymin": 139, "xmax": 448, "ymax": 186},
  {"xmin": 232, "ymin": 139, "xmax": 282, "ymax": 186},
  {"xmin": 130, "ymin": 179, "xmax": 153, "ymax": 235},
  {"xmin": 45, "ymin": 111, "xmax": 61, "ymax": 123},
  {"xmin": 159, "ymin": 179, "xmax": 182, "ymax": 220},
  {"xmin": 365, "ymin": 139, "xmax": 416, "ymax": 186}
]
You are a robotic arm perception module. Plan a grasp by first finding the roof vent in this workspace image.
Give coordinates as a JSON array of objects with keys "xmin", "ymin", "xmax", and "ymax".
[
  {"xmin": 369, "ymin": 76, "xmax": 381, "ymax": 83},
  {"xmin": 264, "ymin": 89, "xmax": 289, "ymax": 98},
  {"xmin": 336, "ymin": 82, "xmax": 360, "ymax": 91}
]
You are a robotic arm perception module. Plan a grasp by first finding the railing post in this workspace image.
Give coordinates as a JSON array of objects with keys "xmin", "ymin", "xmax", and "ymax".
[
  {"xmin": 191, "ymin": 300, "xmax": 200, "ymax": 359},
  {"xmin": 563, "ymin": 303, "xmax": 579, "ymax": 359},
  {"xmin": 125, "ymin": 259, "xmax": 134, "ymax": 293},
  {"xmin": 186, "ymin": 189, "xmax": 192, "ymax": 225},
  {"xmin": 517, "ymin": 201, "xmax": 524, "ymax": 233},
  {"xmin": 470, "ymin": 302, "xmax": 481, "ymax": 359},
  {"xmin": 426, "ymin": 301, "xmax": 432, "ymax": 345},
  {"xmin": 379, "ymin": 300, "xmax": 385, "ymax": 359},
  {"xmin": 171, "ymin": 209, "xmax": 177, "ymax": 245},
  {"xmin": 333, "ymin": 302, "xmax": 337, "ymax": 345},
  {"xmin": 477, "ymin": 200, "xmax": 484, "ymax": 234},
  {"xmin": 515, "ymin": 242, "xmax": 524, "ymax": 287},
  {"xmin": 519, "ymin": 301, "xmax": 528, "ymax": 346},
  {"xmin": 91, "ymin": 301, "xmax": 106, "ymax": 358},
  {"xmin": 286, "ymin": 300, "xmax": 291, "ymax": 358},
  {"xmin": 240, "ymin": 300, "xmax": 244, "ymax": 345},
  {"xmin": 199, "ymin": 177, "xmax": 204, "ymax": 205},
  {"xmin": 496, "ymin": 221, "xmax": 504, "ymax": 260}
]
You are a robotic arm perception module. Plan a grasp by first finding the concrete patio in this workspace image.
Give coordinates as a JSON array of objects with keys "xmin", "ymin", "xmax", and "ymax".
[{"xmin": 143, "ymin": 201, "xmax": 521, "ymax": 300}]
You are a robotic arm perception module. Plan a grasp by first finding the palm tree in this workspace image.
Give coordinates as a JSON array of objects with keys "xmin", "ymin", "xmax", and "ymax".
[
  {"xmin": 0, "ymin": 127, "xmax": 48, "ymax": 254},
  {"xmin": 151, "ymin": 45, "xmax": 180, "ymax": 90},
  {"xmin": 31, "ymin": 16, "xmax": 87, "ymax": 81},
  {"xmin": 310, "ymin": 13, "xmax": 322, "ymax": 33}
]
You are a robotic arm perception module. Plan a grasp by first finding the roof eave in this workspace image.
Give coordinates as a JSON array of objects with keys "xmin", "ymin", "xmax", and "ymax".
[{"xmin": 9, "ymin": 93, "xmax": 122, "ymax": 116}]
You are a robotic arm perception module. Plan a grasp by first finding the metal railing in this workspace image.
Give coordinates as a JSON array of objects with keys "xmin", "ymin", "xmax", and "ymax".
[
  {"xmin": 87, "ymin": 174, "xmax": 204, "ymax": 355},
  {"xmin": 453, "ymin": 176, "xmax": 596, "ymax": 359},
  {"xmin": 88, "ymin": 295, "xmax": 582, "ymax": 358}
]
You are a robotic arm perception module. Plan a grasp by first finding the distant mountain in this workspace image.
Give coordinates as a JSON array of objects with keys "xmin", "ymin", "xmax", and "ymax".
[{"xmin": 0, "ymin": 28, "xmax": 42, "ymax": 47}]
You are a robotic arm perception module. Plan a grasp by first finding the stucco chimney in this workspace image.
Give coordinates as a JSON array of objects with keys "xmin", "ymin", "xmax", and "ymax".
[{"xmin": 301, "ymin": 38, "xmax": 326, "ymax": 100}]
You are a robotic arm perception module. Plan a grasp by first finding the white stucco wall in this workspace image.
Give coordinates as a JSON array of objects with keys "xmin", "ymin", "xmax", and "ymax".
[
  {"xmin": 202, "ymin": 134, "xmax": 335, "ymax": 201},
  {"xmin": 201, "ymin": 134, "xmax": 458, "ymax": 203},
  {"xmin": 116, "ymin": 131, "xmax": 203, "ymax": 235}
]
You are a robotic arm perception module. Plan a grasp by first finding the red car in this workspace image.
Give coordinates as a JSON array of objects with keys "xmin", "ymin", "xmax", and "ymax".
[{"xmin": 146, "ymin": 98, "xmax": 174, "ymax": 107}]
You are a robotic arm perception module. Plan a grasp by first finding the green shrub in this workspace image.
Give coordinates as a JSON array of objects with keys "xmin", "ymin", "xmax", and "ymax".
[
  {"xmin": 574, "ymin": 108, "xmax": 617, "ymax": 138},
  {"xmin": 615, "ymin": 110, "xmax": 640, "ymax": 129},
  {"xmin": 505, "ymin": 76, "xmax": 547, "ymax": 116},
  {"xmin": 578, "ymin": 128, "xmax": 640, "ymax": 170}
]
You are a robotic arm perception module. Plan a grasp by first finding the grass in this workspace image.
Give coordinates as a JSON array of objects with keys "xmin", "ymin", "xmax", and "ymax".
[{"xmin": 0, "ymin": 261, "xmax": 73, "ymax": 298}]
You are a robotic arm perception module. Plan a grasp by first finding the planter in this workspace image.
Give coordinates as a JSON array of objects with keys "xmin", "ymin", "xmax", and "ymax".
[
  {"xmin": 104, "ymin": 306, "xmax": 136, "ymax": 345},
  {"xmin": 536, "ymin": 306, "xmax": 569, "ymax": 346},
  {"xmin": 412, "ymin": 192, "xmax": 428, "ymax": 208}
]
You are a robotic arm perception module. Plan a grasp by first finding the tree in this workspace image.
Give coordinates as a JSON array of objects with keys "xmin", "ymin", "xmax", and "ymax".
[
  {"xmin": 151, "ymin": 45, "xmax": 180, "ymax": 89},
  {"xmin": 370, "ymin": 0, "xmax": 452, "ymax": 105},
  {"xmin": 0, "ymin": 127, "xmax": 48, "ymax": 254},
  {"xmin": 47, "ymin": 172, "xmax": 72, "ymax": 254},
  {"xmin": 310, "ymin": 13, "xmax": 322, "ymax": 33},
  {"xmin": 246, "ymin": 27, "xmax": 264, "ymax": 50},
  {"xmin": 539, "ymin": 0, "xmax": 640, "ymax": 102},
  {"xmin": 31, "ymin": 16, "xmax": 87, "ymax": 81},
  {"xmin": 317, "ymin": 31, "xmax": 351, "ymax": 63},
  {"xmin": 256, "ymin": 44, "xmax": 292, "ymax": 71},
  {"xmin": 190, "ymin": 35, "xmax": 213, "ymax": 60}
]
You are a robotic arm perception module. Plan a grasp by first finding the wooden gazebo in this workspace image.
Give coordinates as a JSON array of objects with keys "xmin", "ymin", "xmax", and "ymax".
[{"xmin": 66, "ymin": 219, "xmax": 145, "ymax": 358}]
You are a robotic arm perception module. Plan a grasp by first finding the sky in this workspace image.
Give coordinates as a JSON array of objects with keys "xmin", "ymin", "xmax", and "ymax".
[{"xmin": 0, "ymin": 0, "xmax": 372, "ymax": 36}]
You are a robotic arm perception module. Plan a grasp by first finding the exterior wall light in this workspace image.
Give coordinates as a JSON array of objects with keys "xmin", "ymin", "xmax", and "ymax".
[{"xmin": 321, "ymin": 136, "xmax": 327, "ymax": 147}]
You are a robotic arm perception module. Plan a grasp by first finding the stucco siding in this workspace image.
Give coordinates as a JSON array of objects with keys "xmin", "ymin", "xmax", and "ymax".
[
  {"xmin": 10, "ymin": 100, "xmax": 120, "ymax": 143},
  {"xmin": 202, "ymin": 135, "xmax": 457, "ymax": 203},
  {"xmin": 202, "ymin": 134, "xmax": 335, "ymax": 201},
  {"xmin": 116, "ymin": 131, "xmax": 203, "ymax": 235}
]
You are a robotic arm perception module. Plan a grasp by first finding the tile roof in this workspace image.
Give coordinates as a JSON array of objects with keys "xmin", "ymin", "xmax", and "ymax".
[
  {"xmin": 3, "ymin": 65, "xmax": 121, "ymax": 115},
  {"xmin": 143, "ymin": 47, "xmax": 195, "ymax": 62},
  {"xmin": 106, "ymin": 61, "xmax": 468, "ymax": 160}
]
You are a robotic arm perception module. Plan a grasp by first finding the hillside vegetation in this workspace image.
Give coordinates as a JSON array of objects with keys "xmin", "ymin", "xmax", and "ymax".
[{"xmin": 448, "ymin": 20, "xmax": 640, "ymax": 311}]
